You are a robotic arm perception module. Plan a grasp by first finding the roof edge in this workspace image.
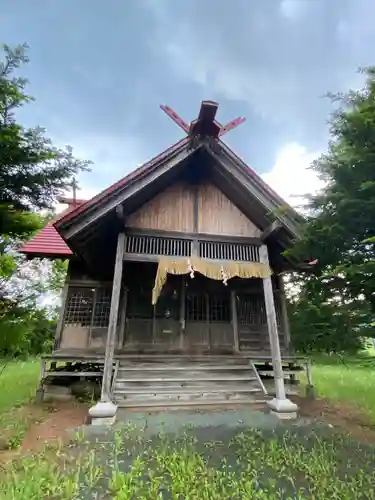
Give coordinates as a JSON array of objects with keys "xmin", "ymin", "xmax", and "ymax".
[{"xmin": 56, "ymin": 137, "xmax": 190, "ymax": 229}]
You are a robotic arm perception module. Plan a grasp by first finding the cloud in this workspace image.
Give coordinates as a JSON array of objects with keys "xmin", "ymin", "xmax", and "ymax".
[
  {"xmin": 261, "ymin": 142, "xmax": 324, "ymax": 209},
  {"xmin": 146, "ymin": 0, "xmax": 375, "ymax": 151}
]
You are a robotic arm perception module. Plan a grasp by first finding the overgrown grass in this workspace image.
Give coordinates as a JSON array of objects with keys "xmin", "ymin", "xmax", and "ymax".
[
  {"xmin": 0, "ymin": 358, "xmax": 41, "ymax": 449},
  {"xmin": 311, "ymin": 352, "xmax": 375, "ymax": 423},
  {"xmin": 1, "ymin": 423, "xmax": 375, "ymax": 499}
]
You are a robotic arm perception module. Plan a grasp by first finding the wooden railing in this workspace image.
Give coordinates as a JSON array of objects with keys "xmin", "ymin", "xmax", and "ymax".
[{"xmin": 124, "ymin": 230, "xmax": 261, "ymax": 263}]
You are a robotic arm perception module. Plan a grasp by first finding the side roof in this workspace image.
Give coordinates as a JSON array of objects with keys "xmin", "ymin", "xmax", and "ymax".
[{"xmin": 19, "ymin": 200, "xmax": 86, "ymax": 259}]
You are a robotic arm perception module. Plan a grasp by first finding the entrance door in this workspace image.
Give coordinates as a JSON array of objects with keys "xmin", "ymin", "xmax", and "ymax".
[
  {"xmin": 153, "ymin": 277, "xmax": 181, "ymax": 350},
  {"xmin": 184, "ymin": 277, "xmax": 234, "ymax": 352}
]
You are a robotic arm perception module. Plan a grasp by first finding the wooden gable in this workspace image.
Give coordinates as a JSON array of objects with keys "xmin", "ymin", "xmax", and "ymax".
[{"xmin": 127, "ymin": 181, "xmax": 261, "ymax": 238}]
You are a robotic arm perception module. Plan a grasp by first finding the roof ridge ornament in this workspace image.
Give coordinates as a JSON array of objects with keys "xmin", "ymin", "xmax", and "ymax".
[{"xmin": 160, "ymin": 101, "xmax": 246, "ymax": 144}]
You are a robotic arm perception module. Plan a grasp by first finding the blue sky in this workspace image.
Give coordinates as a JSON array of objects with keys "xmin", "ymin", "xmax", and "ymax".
[{"xmin": 1, "ymin": 0, "xmax": 375, "ymax": 206}]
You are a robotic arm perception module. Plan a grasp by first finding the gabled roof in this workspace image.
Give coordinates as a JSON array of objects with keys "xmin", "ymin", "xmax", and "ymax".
[
  {"xmin": 58, "ymin": 137, "xmax": 189, "ymax": 227},
  {"xmin": 21, "ymin": 100, "xmax": 304, "ymax": 261},
  {"xmin": 55, "ymin": 137, "xmax": 302, "ymax": 243},
  {"xmin": 19, "ymin": 199, "xmax": 86, "ymax": 259}
]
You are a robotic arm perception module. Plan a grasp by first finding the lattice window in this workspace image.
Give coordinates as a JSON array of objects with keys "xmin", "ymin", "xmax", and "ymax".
[
  {"xmin": 155, "ymin": 289, "xmax": 180, "ymax": 320},
  {"xmin": 209, "ymin": 294, "xmax": 231, "ymax": 322},
  {"xmin": 64, "ymin": 287, "xmax": 94, "ymax": 326},
  {"xmin": 199, "ymin": 241, "xmax": 260, "ymax": 262},
  {"xmin": 237, "ymin": 294, "xmax": 266, "ymax": 325},
  {"xmin": 186, "ymin": 293, "xmax": 207, "ymax": 321},
  {"xmin": 127, "ymin": 288, "xmax": 154, "ymax": 319},
  {"xmin": 92, "ymin": 288, "xmax": 111, "ymax": 327},
  {"xmin": 237, "ymin": 293, "xmax": 282, "ymax": 326},
  {"xmin": 126, "ymin": 234, "xmax": 191, "ymax": 257}
]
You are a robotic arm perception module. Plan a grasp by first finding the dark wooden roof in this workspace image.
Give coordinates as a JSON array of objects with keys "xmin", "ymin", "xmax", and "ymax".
[{"xmin": 55, "ymin": 139, "xmax": 302, "ymax": 242}]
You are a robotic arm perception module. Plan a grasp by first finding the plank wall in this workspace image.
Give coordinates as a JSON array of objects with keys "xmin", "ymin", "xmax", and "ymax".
[{"xmin": 127, "ymin": 181, "xmax": 261, "ymax": 237}]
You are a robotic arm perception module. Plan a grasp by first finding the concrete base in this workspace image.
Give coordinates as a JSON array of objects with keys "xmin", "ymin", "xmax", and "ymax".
[
  {"xmin": 43, "ymin": 385, "xmax": 74, "ymax": 403},
  {"xmin": 267, "ymin": 397, "xmax": 298, "ymax": 420},
  {"xmin": 35, "ymin": 388, "xmax": 44, "ymax": 404},
  {"xmin": 91, "ymin": 416, "xmax": 117, "ymax": 426},
  {"xmin": 306, "ymin": 384, "xmax": 316, "ymax": 400},
  {"xmin": 89, "ymin": 401, "xmax": 117, "ymax": 426}
]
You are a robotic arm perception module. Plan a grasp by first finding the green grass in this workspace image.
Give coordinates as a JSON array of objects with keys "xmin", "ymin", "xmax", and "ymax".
[
  {"xmin": 1, "ymin": 355, "xmax": 375, "ymax": 497},
  {"xmin": 1, "ymin": 423, "xmax": 375, "ymax": 499},
  {"xmin": 0, "ymin": 358, "xmax": 41, "ymax": 449},
  {"xmin": 0, "ymin": 358, "xmax": 40, "ymax": 413},
  {"xmin": 311, "ymin": 352, "xmax": 375, "ymax": 424}
]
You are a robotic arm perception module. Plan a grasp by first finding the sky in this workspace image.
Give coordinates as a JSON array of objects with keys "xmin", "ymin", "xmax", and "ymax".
[{"xmin": 1, "ymin": 0, "xmax": 375, "ymax": 209}]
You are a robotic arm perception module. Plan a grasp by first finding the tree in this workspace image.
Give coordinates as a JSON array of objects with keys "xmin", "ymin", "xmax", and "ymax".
[
  {"xmin": 288, "ymin": 67, "xmax": 375, "ymax": 350},
  {"xmin": 0, "ymin": 43, "xmax": 90, "ymax": 356},
  {"xmin": 0, "ymin": 43, "xmax": 91, "ymax": 237}
]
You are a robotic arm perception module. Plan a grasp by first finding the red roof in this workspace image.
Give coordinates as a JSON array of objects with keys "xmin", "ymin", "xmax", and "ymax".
[{"xmin": 19, "ymin": 200, "xmax": 86, "ymax": 258}]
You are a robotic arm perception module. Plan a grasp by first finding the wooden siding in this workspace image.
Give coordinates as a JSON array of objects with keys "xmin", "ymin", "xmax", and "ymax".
[
  {"xmin": 197, "ymin": 183, "xmax": 261, "ymax": 237},
  {"xmin": 126, "ymin": 181, "xmax": 261, "ymax": 237},
  {"xmin": 127, "ymin": 183, "xmax": 195, "ymax": 232}
]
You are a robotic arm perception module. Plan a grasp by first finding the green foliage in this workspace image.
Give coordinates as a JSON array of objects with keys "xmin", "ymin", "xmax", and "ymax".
[
  {"xmin": 0, "ymin": 43, "xmax": 91, "ymax": 237},
  {"xmin": 288, "ymin": 68, "xmax": 375, "ymax": 353},
  {"xmin": 0, "ymin": 43, "xmax": 88, "ymax": 357}
]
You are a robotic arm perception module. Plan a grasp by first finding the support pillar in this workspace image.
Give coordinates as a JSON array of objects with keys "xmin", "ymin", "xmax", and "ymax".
[
  {"xmin": 278, "ymin": 274, "xmax": 292, "ymax": 351},
  {"xmin": 54, "ymin": 280, "xmax": 69, "ymax": 350},
  {"xmin": 231, "ymin": 290, "xmax": 240, "ymax": 352},
  {"xmin": 89, "ymin": 232, "xmax": 125, "ymax": 425},
  {"xmin": 260, "ymin": 245, "xmax": 298, "ymax": 419}
]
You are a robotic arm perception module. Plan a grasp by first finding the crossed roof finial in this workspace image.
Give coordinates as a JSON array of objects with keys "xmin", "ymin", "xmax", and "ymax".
[{"xmin": 160, "ymin": 100, "xmax": 245, "ymax": 140}]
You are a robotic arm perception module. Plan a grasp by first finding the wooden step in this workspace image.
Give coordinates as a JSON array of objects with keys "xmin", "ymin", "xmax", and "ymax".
[
  {"xmin": 115, "ymin": 374, "xmax": 257, "ymax": 383},
  {"xmin": 117, "ymin": 364, "xmax": 251, "ymax": 372},
  {"xmin": 114, "ymin": 385, "xmax": 261, "ymax": 395},
  {"xmin": 116, "ymin": 398, "xmax": 268, "ymax": 409}
]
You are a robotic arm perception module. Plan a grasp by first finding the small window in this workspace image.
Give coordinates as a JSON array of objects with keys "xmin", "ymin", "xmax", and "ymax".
[
  {"xmin": 127, "ymin": 289, "xmax": 154, "ymax": 319},
  {"xmin": 186, "ymin": 293, "xmax": 207, "ymax": 322},
  {"xmin": 92, "ymin": 288, "xmax": 111, "ymax": 327},
  {"xmin": 209, "ymin": 294, "xmax": 231, "ymax": 322},
  {"xmin": 64, "ymin": 287, "xmax": 94, "ymax": 326}
]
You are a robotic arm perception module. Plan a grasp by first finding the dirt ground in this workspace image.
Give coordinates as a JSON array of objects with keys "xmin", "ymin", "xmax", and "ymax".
[
  {"xmin": 293, "ymin": 395, "xmax": 375, "ymax": 444},
  {"xmin": 1, "ymin": 395, "xmax": 375, "ymax": 462},
  {"xmin": 0, "ymin": 402, "xmax": 88, "ymax": 462}
]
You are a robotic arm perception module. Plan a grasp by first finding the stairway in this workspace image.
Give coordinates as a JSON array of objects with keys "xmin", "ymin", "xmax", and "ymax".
[{"xmin": 112, "ymin": 356, "xmax": 267, "ymax": 409}]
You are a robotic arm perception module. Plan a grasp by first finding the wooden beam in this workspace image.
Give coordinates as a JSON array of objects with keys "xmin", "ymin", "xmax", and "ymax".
[
  {"xmin": 118, "ymin": 287, "xmax": 128, "ymax": 349},
  {"xmin": 261, "ymin": 220, "xmax": 282, "ymax": 241},
  {"xmin": 207, "ymin": 145, "xmax": 301, "ymax": 239},
  {"xmin": 193, "ymin": 184, "xmax": 198, "ymax": 233},
  {"xmin": 125, "ymin": 227, "xmax": 262, "ymax": 245},
  {"xmin": 278, "ymin": 275, "xmax": 292, "ymax": 351},
  {"xmin": 115, "ymin": 204, "xmax": 125, "ymax": 224},
  {"xmin": 123, "ymin": 252, "xmax": 159, "ymax": 263},
  {"xmin": 179, "ymin": 276, "xmax": 186, "ymax": 350},
  {"xmin": 101, "ymin": 232, "xmax": 126, "ymax": 401},
  {"xmin": 231, "ymin": 290, "xmax": 239, "ymax": 352},
  {"xmin": 54, "ymin": 281, "xmax": 69, "ymax": 350},
  {"xmin": 62, "ymin": 145, "xmax": 195, "ymax": 240},
  {"xmin": 259, "ymin": 244, "xmax": 287, "ymax": 401}
]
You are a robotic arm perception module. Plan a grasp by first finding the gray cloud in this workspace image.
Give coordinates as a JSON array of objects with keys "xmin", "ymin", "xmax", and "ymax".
[
  {"xmin": 1, "ymin": 0, "xmax": 374, "ymax": 191},
  {"xmin": 146, "ymin": 0, "xmax": 375, "ymax": 151}
]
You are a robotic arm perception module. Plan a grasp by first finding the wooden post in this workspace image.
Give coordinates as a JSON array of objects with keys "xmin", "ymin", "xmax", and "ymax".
[
  {"xmin": 101, "ymin": 232, "xmax": 126, "ymax": 401},
  {"xmin": 231, "ymin": 290, "xmax": 240, "ymax": 352},
  {"xmin": 179, "ymin": 276, "xmax": 186, "ymax": 350},
  {"xmin": 54, "ymin": 281, "xmax": 69, "ymax": 351},
  {"xmin": 259, "ymin": 244, "xmax": 297, "ymax": 417},
  {"xmin": 118, "ymin": 287, "xmax": 128, "ymax": 349},
  {"xmin": 278, "ymin": 275, "xmax": 292, "ymax": 350}
]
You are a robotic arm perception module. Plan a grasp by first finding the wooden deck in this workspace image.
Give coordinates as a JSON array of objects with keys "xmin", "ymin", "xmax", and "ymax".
[{"xmin": 43, "ymin": 349, "xmax": 305, "ymax": 363}]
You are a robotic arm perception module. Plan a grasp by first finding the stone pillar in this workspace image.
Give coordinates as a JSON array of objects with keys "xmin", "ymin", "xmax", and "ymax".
[
  {"xmin": 89, "ymin": 232, "xmax": 125, "ymax": 425},
  {"xmin": 260, "ymin": 244, "xmax": 298, "ymax": 419}
]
